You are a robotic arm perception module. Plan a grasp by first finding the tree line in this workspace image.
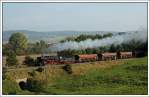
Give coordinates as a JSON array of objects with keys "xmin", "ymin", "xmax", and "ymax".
[
  {"xmin": 3, "ymin": 33, "xmax": 49, "ymax": 56},
  {"xmin": 58, "ymin": 39, "xmax": 148, "ymax": 57},
  {"xmin": 60, "ymin": 33, "xmax": 113, "ymax": 43},
  {"xmin": 3, "ymin": 32, "xmax": 49, "ymax": 66}
]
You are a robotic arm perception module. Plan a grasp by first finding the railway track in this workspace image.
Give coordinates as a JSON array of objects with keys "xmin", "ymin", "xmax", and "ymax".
[{"xmin": 5, "ymin": 58, "xmax": 135, "ymax": 71}]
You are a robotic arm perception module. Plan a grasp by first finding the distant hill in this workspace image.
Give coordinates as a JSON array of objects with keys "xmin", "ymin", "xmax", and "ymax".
[
  {"xmin": 3, "ymin": 30, "xmax": 127, "ymax": 43},
  {"xmin": 3, "ymin": 30, "xmax": 81, "ymax": 43}
]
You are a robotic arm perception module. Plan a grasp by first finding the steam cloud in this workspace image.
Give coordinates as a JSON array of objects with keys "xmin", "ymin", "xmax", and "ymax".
[{"xmin": 50, "ymin": 29, "xmax": 147, "ymax": 52}]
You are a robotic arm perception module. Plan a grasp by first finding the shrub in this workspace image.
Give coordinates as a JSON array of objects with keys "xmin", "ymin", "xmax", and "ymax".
[
  {"xmin": 2, "ymin": 79, "xmax": 21, "ymax": 95},
  {"xmin": 36, "ymin": 67, "xmax": 44, "ymax": 72},
  {"xmin": 28, "ymin": 70, "xmax": 36, "ymax": 77},
  {"xmin": 26, "ymin": 78, "xmax": 46, "ymax": 92},
  {"xmin": 19, "ymin": 81, "xmax": 27, "ymax": 90},
  {"xmin": 62, "ymin": 64, "xmax": 72, "ymax": 74},
  {"xmin": 23, "ymin": 56, "xmax": 35, "ymax": 66},
  {"xmin": 6, "ymin": 50, "xmax": 18, "ymax": 66},
  {"xmin": 2, "ymin": 67, "xmax": 7, "ymax": 80}
]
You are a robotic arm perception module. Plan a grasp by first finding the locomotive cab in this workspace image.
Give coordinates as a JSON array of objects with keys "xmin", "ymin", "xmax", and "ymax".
[
  {"xmin": 36, "ymin": 57, "xmax": 45, "ymax": 66},
  {"xmin": 74, "ymin": 55, "xmax": 80, "ymax": 62},
  {"xmin": 97, "ymin": 53, "xmax": 103, "ymax": 61}
]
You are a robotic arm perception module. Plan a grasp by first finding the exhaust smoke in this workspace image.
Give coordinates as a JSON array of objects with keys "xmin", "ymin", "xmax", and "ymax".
[{"xmin": 50, "ymin": 29, "xmax": 147, "ymax": 52}]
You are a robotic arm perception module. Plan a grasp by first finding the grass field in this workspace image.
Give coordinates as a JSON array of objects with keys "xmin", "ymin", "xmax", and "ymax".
[{"xmin": 3, "ymin": 57, "xmax": 148, "ymax": 95}]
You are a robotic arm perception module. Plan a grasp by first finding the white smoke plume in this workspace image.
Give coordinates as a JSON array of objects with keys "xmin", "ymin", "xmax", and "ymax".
[{"xmin": 50, "ymin": 29, "xmax": 147, "ymax": 52}]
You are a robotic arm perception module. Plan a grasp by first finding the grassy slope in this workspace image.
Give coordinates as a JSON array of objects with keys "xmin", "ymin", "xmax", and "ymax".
[
  {"xmin": 44, "ymin": 57, "xmax": 148, "ymax": 95},
  {"xmin": 4, "ymin": 57, "xmax": 148, "ymax": 95}
]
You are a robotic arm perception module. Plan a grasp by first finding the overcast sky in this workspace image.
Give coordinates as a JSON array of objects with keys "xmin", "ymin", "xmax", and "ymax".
[{"xmin": 3, "ymin": 3, "xmax": 147, "ymax": 32}]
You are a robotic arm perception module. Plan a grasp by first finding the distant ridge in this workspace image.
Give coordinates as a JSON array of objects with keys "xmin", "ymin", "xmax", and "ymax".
[{"xmin": 3, "ymin": 30, "xmax": 129, "ymax": 43}]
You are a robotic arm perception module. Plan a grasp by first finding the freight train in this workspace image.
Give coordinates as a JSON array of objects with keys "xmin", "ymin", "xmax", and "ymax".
[{"xmin": 36, "ymin": 51, "xmax": 145, "ymax": 66}]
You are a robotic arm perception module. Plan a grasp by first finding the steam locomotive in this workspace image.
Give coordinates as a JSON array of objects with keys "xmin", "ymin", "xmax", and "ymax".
[{"xmin": 36, "ymin": 51, "xmax": 145, "ymax": 66}]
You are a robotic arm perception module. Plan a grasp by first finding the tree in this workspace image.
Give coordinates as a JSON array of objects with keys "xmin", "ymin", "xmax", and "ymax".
[
  {"xmin": 85, "ymin": 48, "xmax": 94, "ymax": 54},
  {"xmin": 109, "ymin": 44, "xmax": 116, "ymax": 52},
  {"xmin": 103, "ymin": 33, "xmax": 113, "ymax": 38},
  {"xmin": 2, "ymin": 44, "xmax": 13, "ymax": 56},
  {"xmin": 39, "ymin": 40, "xmax": 48, "ymax": 52},
  {"xmin": 33, "ymin": 40, "xmax": 48, "ymax": 54},
  {"xmin": 6, "ymin": 50, "xmax": 18, "ymax": 66},
  {"xmin": 9, "ymin": 32, "xmax": 28, "ymax": 55},
  {"xmin": 75, "ymin": 34, "xmax": 88, "ymax": 42}
]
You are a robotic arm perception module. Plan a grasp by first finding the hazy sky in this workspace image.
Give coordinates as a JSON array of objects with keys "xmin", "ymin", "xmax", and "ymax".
[
  {"xmin": 3, "ymin": 3, "xmax": 147, "ymax": 32},
  {"xmin": 2, "ymin": 0, "xmax": 148, "ymax": 1}
]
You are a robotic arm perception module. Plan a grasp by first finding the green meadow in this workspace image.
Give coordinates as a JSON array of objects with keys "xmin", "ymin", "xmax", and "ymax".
[{"xmin": 3, "ymin": 57, "xmax": 148, "ymax": 95}]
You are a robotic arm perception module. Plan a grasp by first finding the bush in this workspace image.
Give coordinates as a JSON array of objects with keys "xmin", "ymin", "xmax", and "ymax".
[
  {"xmin": 2, "ymin": 79, "xmax": 21, "ymax": 95},
  {"xmin": 36, "ymin": 67, "xmax": 44, "ymax": 72},
  {"xmin": 23, "ymin": 56, "xmax": 35, "ymax": 66},
  {"xmin": 28, "ymin": 70, "xmax": 36, "ymax": 77},
  {"xmin": 62, "ymin": 64, "xmax": 72, "ymax": 74},
  {"xmin": 6, "ymin": 50, "xmax": 18, "ymax": 66},
  {"xmin": 19, "ymin": 81, "xmax": 27, "ymax": 90},
  {"xmin": 26, "ymin": 78, "xmax": 46, "ymax": 92},
  {"xmin": 2, "ymin": 67, "xmax": 7, "ymax": 80}
]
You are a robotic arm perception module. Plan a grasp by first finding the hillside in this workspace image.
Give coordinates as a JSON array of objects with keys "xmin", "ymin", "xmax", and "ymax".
[{"xmin": 3, "ymin": 57, "xmax": 148, "ymax": 95}]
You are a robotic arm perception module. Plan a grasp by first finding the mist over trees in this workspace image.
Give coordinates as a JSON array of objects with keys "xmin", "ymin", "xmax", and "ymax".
[
  {"xmin": 57, "ymin": 32, "xmax": 148, "ymax": 56},
  {"xmin": 52, "ymin": 29, "xmax": 148, "ymax": 55},
  {"xmin": 3, "ymin": 31, "xmax": 148, "ymax": 58},
  {"xmin": 57, "ymin": 39, "xmax": 148, "ymax": 57}
]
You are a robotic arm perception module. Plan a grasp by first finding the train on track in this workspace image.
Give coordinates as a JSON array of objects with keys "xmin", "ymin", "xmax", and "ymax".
[{"xmin": 36, "ymin": 51, "xmax": 145, "ymax": 66}]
